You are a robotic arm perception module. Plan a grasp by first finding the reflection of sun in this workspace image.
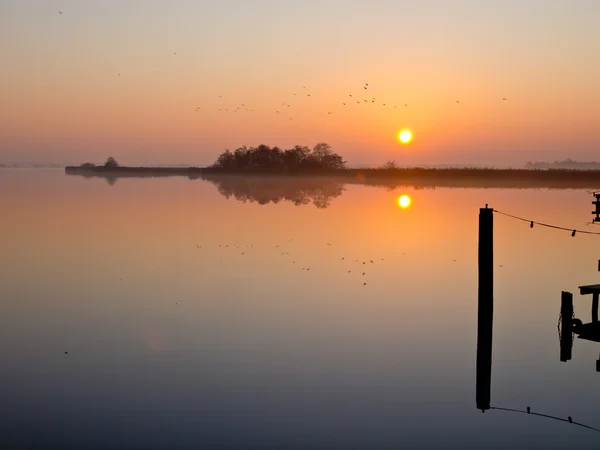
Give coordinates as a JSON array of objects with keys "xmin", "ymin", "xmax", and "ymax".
[
  {"xmin": 398, "ymin": 195, "xmax": 411, "ymax": 208},
  {"xmin": 398, "ymin": 129, "xmax": 413, "ymax": 144}
]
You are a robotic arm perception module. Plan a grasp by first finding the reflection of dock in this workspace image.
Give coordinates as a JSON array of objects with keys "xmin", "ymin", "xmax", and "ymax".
[
  {"xmin": 560, "ymin": 285, "xmax": 600, "ymax": 370},
  {"xmin": 475, "ymin": 207, "xmax": 600, "ymax": 432},
  {"xmin": 476, "ymin": 206, "xmax": 493, "ymax": 411},
  {"xmin": 579, "ymin": 284, "xmax": 600, "ymax": 324}
]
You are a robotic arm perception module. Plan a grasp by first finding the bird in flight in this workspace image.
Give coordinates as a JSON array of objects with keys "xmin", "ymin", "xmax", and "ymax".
[
  {"xmin": 58, "ymin": 11, "xmax": 63, "ymax": 14},
  {"xmin": 456, "ymin": 100, "xmax": 460, "ymax": 104},
  {"xmin": 503, "ymin": 97, "xmax": 507, "ymax": 100}
]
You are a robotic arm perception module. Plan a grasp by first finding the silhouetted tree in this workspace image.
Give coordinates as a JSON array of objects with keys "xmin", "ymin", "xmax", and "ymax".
[
  {"xmin": 311, "ymin": 142, "xmax": 345, "ymax": 170},
  {"xmin": 210, "ymin": 143, "xmax": 346, "ymax": 172},
  {"xmin": 380, "ymin": 160, "xmax": 398, "ymax": 170},
  {"xmin": 104, "ymin": 157, "xmax": 119, "ymax": 168},
  {"xmin": 80, "ymin": 162, "xmax": 96, "ymax": 168}
]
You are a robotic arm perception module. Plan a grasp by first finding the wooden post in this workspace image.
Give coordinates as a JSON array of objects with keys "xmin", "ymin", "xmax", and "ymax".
[
  {"xmin": 593, "ymin": 293, "xmax": 598, "ymax": 323},
  {"xmin": 560, "ymin": 291, "xmax": 573, "ymax": 362},
  {"xmin": 476, "ymin": 205, "xmax": 493, "ymax": 411}
]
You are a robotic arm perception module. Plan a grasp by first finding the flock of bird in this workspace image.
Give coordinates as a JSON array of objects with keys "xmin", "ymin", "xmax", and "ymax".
[
  {"xmin": 55, "ymin": 10, "xmax": 508, "ymax": 122},
  {"xmin": 207, "ymin": 81, "xmax": 508, "ymax": 121}
]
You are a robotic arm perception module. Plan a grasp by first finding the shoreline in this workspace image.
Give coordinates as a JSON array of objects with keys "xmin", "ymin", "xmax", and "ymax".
[{"xmin": 64, "ymin": 166, "xmax": 600, "ymax": 189}]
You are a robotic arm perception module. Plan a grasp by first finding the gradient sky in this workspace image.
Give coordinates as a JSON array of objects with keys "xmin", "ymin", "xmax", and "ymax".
[{"xmin": 1, "ymin": 0, "xmax": 599, "ymax": 166}]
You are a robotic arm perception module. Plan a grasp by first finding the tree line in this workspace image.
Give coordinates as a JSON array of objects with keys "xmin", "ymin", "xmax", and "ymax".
[{"xmin": 210, "ymin": 143, "xmax": 346, "ymax": 172}]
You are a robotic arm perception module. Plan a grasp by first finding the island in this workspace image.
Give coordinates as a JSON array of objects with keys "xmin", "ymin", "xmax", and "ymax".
[{"xmin": 65, "ymin": 144, "xmax": 600, "ymax": 189}]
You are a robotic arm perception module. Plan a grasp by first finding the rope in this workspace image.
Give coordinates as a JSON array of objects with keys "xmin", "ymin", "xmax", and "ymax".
[
  {"xmin": 491, "ymin": 406, "xmax": 600, "ymax": 432},
  {"xmin": 493, "ymin": 209, "xmax": 600, "ymax": 236}
]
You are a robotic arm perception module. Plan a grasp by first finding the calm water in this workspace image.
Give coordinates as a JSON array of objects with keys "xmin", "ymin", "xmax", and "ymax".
[{"xmin": 2, "ymin": 169, "xmax": 600, "ymax": 449}]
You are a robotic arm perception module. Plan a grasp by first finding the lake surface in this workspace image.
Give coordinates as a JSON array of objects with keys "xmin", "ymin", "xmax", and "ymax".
[{"xmin": 2, "ymin": 169, "xmax": 600, "ymax": 449}]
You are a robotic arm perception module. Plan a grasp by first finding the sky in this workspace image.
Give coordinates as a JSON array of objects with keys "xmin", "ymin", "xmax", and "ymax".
[{"xmin": 1, "ymin": 0, "xmax": 599, "ymax": 167}]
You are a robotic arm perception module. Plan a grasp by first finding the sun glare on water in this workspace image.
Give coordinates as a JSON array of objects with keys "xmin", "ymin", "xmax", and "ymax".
[
  {"xmin": 398, "ymin": 130, "xmax": 413, "ymax": 144},
  {"xmin": 398, "ymin": 195, "xmax": 412, "ymax": 209}
]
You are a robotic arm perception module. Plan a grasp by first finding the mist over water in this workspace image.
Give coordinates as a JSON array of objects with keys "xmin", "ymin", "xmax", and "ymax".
[{"xmin": 1, "ymin": 169, "xmax": 599, "ymax": 449}]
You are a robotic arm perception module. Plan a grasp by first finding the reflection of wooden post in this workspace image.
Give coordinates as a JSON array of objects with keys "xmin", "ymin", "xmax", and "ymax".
[
  {"xmin": 593, "ymin": 293, "xmax": 598, "ymax": 323},
  {"xmin": 560, "ymin": 291, "xmax": 573, "ymax": 362},
  {"xmin": 476, "ymin": 206, "xmax": 493, "ymax": 411}
]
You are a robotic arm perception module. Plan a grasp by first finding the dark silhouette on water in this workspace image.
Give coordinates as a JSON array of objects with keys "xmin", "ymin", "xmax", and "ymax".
[
  {"xmin": 490, "ymin": 406, "xmax": 600, "ymax": 432},
  {"xmin": 476, "ymin": 206, "xmax": 493, "ymax": 412},
  {"xmin": 476, "ymin": 213, "xmax": 599, "ymax": 431},
  {"xmin": 200, "ymin": 175, "xmax": 346, "ymax": 208},
  {"xmin": 559, "ymin": 284, "xmax": 600, "ymax": 371}
]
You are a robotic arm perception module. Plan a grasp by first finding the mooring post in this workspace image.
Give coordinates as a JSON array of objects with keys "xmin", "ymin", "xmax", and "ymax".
[
  {"xmin": 560, "ymin": 291, "xmax": 573, "ymax": 362},
  {"xmin": 593, "ymin": 293, "xmax": 599, "ymax": 323},
  {"xmin": 476, "ymin": 205, "xmax": 493, "ymax": 411}
]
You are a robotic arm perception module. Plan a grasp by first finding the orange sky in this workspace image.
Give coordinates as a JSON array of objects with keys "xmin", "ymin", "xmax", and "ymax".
[{"xmin": 1, "ymin": 1, "xmax": 599, "ymax": 166}]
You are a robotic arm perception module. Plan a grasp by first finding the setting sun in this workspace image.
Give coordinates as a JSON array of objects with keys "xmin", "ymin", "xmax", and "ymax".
[
  {"xmin": 398, "ymin": 195, "xmax": 412, "ymax": 208},
  {"xmin": 398, "ymin": 130, "xmax": 413, "ymax": 144}
]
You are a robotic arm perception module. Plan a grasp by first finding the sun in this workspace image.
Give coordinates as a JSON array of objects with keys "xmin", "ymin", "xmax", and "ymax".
[
  {"xmin": 398, "ymin": 195, "xmax": 411, "ymax": 209},
  {"xmin": 398, "ymin": 129, "xmax": 413, "ymax": 144}
]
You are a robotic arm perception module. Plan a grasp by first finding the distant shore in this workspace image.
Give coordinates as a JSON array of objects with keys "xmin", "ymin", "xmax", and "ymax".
[{"xmin": 64, "ymin": 165, "xmax": 600, "ymax": 189}]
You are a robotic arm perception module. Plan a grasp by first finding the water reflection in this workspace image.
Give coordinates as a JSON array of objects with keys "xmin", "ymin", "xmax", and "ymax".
[
  {"xmin": 200, "ymin": 174, "xmax": 346, "ymax": 208},
  {"xmin": 397, "ymin": 194, "xmax": 412, "ymax": 209},
  {"xmin": 6, "ymin": 170, "xmax": 600, "ymax": 448},
  {"xmin": 476, "ymin": 276, "xmax": 600, "ymax": 432},
  {"xmin": 560, "ymin": 286, "xmax": 600, "ymax": 371}
]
